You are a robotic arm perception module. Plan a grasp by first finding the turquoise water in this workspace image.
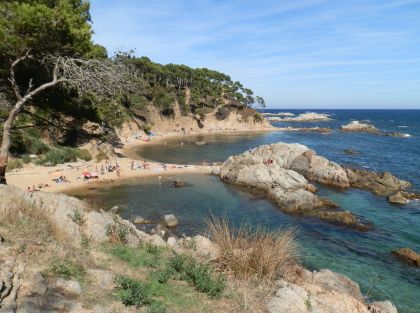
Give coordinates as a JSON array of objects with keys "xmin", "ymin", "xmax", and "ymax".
[{"xmin": 72, "ymin": 110, "xmax": 420, "ymax": 312}]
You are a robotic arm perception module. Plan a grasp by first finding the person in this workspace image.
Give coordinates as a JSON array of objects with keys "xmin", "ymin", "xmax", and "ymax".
[
  {"xmin": 181, "ymin": 142, "xmax": 184, "ymax": 147},
  {"xmin": 158, "ymin": 175, "xmax": 162, "ymax": 184},
  {"xmin": 130, "ymin": 161, "xmax": 134, "ymax": 170},
  {"xmin": 27, "ymin": 186, "xmax": 31, "ymax": 192},
  {"xmin": 101, "ymin": 165, "xmax": 105, "ymax": 175},
  {"xmin": 167, "ymin": 175, "xmax": 172, "ymax": 182},
  {"xmin": 116, "ymin": 168, "xmax": 120, "ymax": 177}
]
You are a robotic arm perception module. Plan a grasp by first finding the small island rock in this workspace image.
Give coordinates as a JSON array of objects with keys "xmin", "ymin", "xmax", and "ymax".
[
  {"xmin": 341, "ymin": 121, "xmax": 380, "ymax": 133},
  {"xmin": 392, "ymin": 248, "xmax": 420, "ymax": 267}
]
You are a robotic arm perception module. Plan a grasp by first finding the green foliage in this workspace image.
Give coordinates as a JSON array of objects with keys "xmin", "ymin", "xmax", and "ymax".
[
  {"xmin": 68, "ymin": 210, "xmax": 84, "ymax": 225},
  {"xmin": 142, "ymin": 124, "xmax": 152, "ymax": 135},
  {"xmin": 146, "ymin": 302, "xmax": 167, "ymax": 313},
  {"xmin": 48, "ymin": 257, "xmax": 85, "ymax": 281},
  {"xmin": 36, "ymin": 146, "xmax": 91, "ymax": 165},
  {"xmin": 109, "ymin": 243, "xmax": 165, "ymax": 268},
  {"xmin": 0, "ymin": 0, "xmax": 97, "ymax": 57},
  {"xmin": 6, "ymin": 158, "xmax": 23, "ymax": 171},
  {"xmin": 169, "ymin": 254, "xmax": 226, "ymax": 298},
  {"xmin": 105, "ymin": 220, "xmax": 130, "ymax": 244},
  {"xmin": 80, "ymin": 233, "xmax": 89, "ymax": 249},
  {"xmin": 254, "ymin": 112, "xmax": 264, "ymax": 123},
  {"xmin": 10, "ymin": 130, "xmax": 50, "ymax": 156},
  {"xmin": 115, "ymin": 276, "xmax": 153, "ymax": 308}
]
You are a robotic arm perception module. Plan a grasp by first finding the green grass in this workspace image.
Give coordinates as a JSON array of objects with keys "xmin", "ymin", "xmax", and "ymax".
[
  {"xmin": 47, "ymin": 257, "xmax": 86, "ymax": 281},
  {"xmin": 109, "ymin": 243, "xmax": 166, "ymax": 268},
  {"xmin": 108, "ymin": 243, "xmax": 226, "ymax": 312}
]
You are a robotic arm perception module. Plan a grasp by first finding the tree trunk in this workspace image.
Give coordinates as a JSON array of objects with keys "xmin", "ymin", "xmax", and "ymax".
[{"xmin": 0, "ymin": 106, "xmax": 19, "ymax": 184}]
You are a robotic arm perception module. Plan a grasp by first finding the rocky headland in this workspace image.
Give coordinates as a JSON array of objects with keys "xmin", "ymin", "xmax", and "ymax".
[{"xmin": 0, "ymin": 185, "xmax": 398, "ymax": 313}]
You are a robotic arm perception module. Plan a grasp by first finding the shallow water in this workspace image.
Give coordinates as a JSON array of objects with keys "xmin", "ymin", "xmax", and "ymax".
[{"xmin": 72, "ymin": 109, "xmax": 420, "ymax": 312}]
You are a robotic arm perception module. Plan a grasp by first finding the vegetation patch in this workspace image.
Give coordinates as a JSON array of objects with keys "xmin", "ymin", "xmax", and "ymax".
[
  {"xmin": 36, "ymin": 146, "xmax": 92, "ymax": 166},
  {"xmin": 47, "ymin": 257, "xmax": 86, "ymax": 281},
  {"xmin": 207, "ymin": 217, "xmax": 298, "ymax": 282},
  {"xmin": 6, "ymin": 158, "xmax": 23, "ymax": 171}
]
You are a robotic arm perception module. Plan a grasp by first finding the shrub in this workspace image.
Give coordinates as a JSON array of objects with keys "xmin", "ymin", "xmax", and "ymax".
[
  {"xmin": 207, "ymin": 217, "xmax": 298, "ymax": 282},
  {"xmin": 36, "ymin": 146, "xmax": 92, "ymax": 165},
  {"xmin": 0, "ymin": 194, "xmax": 52, "ymax": 238},
  {"xmin": 253, "ymin": 112, "xmax": 264, "ymax": 123},
  {"xmin": 6, "ymin": 158, "xmax": 23, "ymax": 171},
  {"xmin": 169, "ymin": 253, "xmax": 225, "ymax": 298},
  {"xmin": 115, "ymin": 276, "xmax": 153, "ymax": 308},
  {"xmin": 48, "ymin": 257, "xmax": 86, "ymax": 281},
  {"xmin": 105, "ymin": 219, "xmax": 130, "ymax": 244}
]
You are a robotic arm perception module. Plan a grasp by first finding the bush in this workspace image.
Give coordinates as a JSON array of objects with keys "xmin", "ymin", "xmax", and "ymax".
[
  {"xmin": 169, "ymin": 253, "xmax": 225, "ymax": 298},
  {"xmin": 95, "ymin": 149, "xmax": 109, "ymax": 162},
  {"xmin": 36, "ymin": 146, "xmax": 92, "ymax": 165},
  {"xmin": 115, "ymin": 276, "xmax": 153, "ymax": 308},
  {"xmin": 6, "ymin": 158, "xmax": 23, "ymax": 171},
  {"xmin": 207, "ymin": 217, "xmax": 298, "ymax": 281},
  {"xmin": 253, "ymin": 112, "xmax": 264, "ymax": 123},
  {"xmin": 0, "ymin": 193, "xmax": 53, "ymax": 238},
  {"xmin": 105, "ymin": 219, "xmax": 130, "ymax": 244}
]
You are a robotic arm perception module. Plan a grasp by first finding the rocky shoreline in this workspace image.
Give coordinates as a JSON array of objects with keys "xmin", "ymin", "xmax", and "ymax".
[
  {"xmin": 213, "ymin": 142, "xmax": 419, "ymax": 230},
  {"xmin": 267, "ymin": 112, "xmax": 332, "ymax": 122},
  {"xmin": 0, "ymin": 185, "xmax": 399, "ymax": 313},
  {"xmin": 341, "ymin": 121, "xmax": 411, "ymax": 138}
]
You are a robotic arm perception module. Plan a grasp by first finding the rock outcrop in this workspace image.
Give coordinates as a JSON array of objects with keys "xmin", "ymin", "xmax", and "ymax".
[
  {"xmin": 345, "ymin": 168, "xmax": 411, "ymax": 196},
  {"xmin": 267, "ymin": 269, "xmax": 397, "ymax": 313},
  {"xmin": 267, "ymin": 112, "xmax": 331, "ymax": 122},
  {"xmin": 219, "ymin": 143, "xmax": 369, "ymax": 230},
  {"xmin": 341, "ymin": 121, "xmax": 380, "ymax": 133},
  {"xmin": 392, "ymin": 248, "xmax": 420, "ymax": 267},
  {"xmin": 0, "ymin": 185, "xmax": 398, "ymax": 313}
]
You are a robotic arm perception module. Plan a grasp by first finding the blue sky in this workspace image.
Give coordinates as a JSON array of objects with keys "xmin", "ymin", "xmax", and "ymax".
[{"xmin": 89, "ymin": 0, "xmax": 420, "ymax": 109}]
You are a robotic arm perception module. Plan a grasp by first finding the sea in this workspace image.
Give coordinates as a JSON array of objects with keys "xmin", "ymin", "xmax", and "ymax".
[{"xmin": 70, "ymin": 109, "xmax": 420, "ymax": 312}]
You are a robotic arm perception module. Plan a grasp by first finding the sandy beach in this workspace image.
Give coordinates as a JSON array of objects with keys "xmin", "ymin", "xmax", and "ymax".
[{"xmin": 6, "ymin": 128, "xmax": 275, "ymax": 193}]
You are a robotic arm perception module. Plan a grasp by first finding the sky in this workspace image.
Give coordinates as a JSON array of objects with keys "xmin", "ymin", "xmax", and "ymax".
[{"xmin": 89, "ymin": 0, "xmax": 420, "ymax": 109}]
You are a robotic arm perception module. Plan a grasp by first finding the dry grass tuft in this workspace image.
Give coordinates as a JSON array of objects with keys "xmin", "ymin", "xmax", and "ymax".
[
  {"xmin": 0, "ymin": 193, "xmax": 53, "ymax": 239},
  {"xmin": 207, "ymin": 216, "xmax": 298, "ymax": 282}
]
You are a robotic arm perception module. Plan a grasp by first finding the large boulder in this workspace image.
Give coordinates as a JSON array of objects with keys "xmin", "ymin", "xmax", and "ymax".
[{"xmin": 163, "ymin": 214, "xmax": 179, "ymax": 227}]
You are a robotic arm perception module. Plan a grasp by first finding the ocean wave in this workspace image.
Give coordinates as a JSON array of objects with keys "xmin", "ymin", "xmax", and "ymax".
[{"xmin": 397, "ymin": 125, "xmax": 408, "ymax": 128}]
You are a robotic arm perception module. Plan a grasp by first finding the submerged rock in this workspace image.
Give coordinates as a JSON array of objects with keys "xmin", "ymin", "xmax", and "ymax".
[
  {"xmin": 219, "ymin": 143, "xmax": 368, "ymax": 230},
  {"xmin": 392, "ymin": 248, "xmax": 420, "ymax": 267},
  {"xmin": 344, "ymin": 149, "xmax": 361, "ymax": 155}
]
